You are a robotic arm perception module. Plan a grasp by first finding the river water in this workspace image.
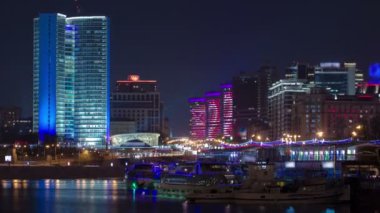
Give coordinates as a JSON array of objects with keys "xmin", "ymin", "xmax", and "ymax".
[{"xmin": 0, "ymin": 179, "xmax": 377, "ymax": 213}]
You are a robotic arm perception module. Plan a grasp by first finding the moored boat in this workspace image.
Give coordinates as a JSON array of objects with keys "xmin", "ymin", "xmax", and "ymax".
[
  {"xmin": 158, "ymin": 161, "xmax": 239, "ymax": 197},
  {"xmin": 186, "ymin": 163, "xmax": 350, "ymax": 204},
  {"xmin": 125, "ymin": 163, "xmax": 162, "ymax": 189}
]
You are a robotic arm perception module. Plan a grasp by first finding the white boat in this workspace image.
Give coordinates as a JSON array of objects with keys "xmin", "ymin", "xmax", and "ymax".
[
  {"xmin": 186, "ymin": 163, "xmax": 350, "ymax": 204},
  {"xmin": 158, "ymin": 162, "xmax": 239, "ymax": 197}
]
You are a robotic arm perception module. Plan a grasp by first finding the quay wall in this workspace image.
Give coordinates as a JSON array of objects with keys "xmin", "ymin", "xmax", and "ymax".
[{"xmin": 0, "ymin": 166, "xmax": 125, "ymax": 179}]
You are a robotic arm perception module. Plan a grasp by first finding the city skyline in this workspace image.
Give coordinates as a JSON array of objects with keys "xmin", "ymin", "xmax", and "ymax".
[
  {"xmin": 1, "ymin": 1, "xmax": 380, "ymax": 136},
  {"xmin": 0, "ymin": 2, "xmax": 380, "ymax": 211}
]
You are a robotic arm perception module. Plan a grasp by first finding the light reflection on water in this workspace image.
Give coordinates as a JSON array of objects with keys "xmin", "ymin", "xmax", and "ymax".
[{"xmin": 0, "ymin": 179, "xmax": 366, "ymax": 213}]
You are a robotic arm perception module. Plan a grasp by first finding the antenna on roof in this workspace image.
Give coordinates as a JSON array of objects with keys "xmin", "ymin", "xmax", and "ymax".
[{"xmin": 74, "ymin": 0, "xmax": 81, "ymax": 14}]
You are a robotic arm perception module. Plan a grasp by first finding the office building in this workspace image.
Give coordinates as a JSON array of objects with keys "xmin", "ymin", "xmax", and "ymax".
[
  {"xmin": 356, "ymin": 63, "xmax": 380, "ymax": 96},
  {"xmin": 0, "ymin": 107, "xmax": 21, "ymax": 128},
  {"xmin": 111, "ymin": 75, "xmax": 162, "ymax": 134},
  {"xmin": 268, "ymin": 79, "xmax": 310, "ymax": 140},
  {"xmin": 356, "ymin": 82, "xmax": 380, "ymax": 96},
  {"xmin": 205, "ymin": 91, "xmax": 222, "ymax": 139},
  {"xmin": 289, "ymin": 85, "xmax": 380, "ymax": 140},
  {"xmin": 291, "ymin": 88, "xmax": 328, "ymax": 139},
  {"xmin": 189, "ymin": 84, "xmax": 234, "ymax": 141},
  {"xmin": 33, "ymin": 13, "xmax": 65, "ymax": 143},
  {"xmin": 314, "ymin": 62, "xmax": 362, "ymax": 95},
  {"xmin": 323, "ymin": 95, "xmax": 380, "ymax": 139},
  {"xmin": 67, "ymin": 16, "xmax": 110, "ymax": 145},
  {"xmin": 232, "ymin": 67, "xmax": 276, "ymax": 141},
  {"xmin": 257, "ymin": 65, "xmax": 278, "ymax": 122},
  {"xmin": 232, "ymin": 72, "xmax": 258, "ymax": 140},
  {"xmin": 33, "ymin": 13, "xmax": 110, "ymax": 146},
  {"xmin": 188, "ymin": 97, "xmax": 206, "ymax": 140},
  {"xmin": 285, "ymin": 62, "xmax": 315, "ymax": 83},
  {"xmin": 221, "ymin": 84, "xmax": 233, "ymax": 138}
]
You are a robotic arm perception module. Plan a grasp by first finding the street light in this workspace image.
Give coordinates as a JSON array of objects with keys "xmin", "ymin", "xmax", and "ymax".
[
  {"xmin": 282, "ymin": 133, "xmax": 292, "ymax": 144},
  {"xmin": 256, "ymin": 135, "xmax": 262, "ymax": 141},
  {"xmin": 44, "ymin": 145, "xmax": 50, "ymax": 158},
  {"xmin": 316, "ymin": 131, "xmax": 324, "ymax": 138}
]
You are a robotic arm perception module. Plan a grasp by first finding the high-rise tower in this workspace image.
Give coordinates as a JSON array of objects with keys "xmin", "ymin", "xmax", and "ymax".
[
  {"xmin": 188, "ymin": 97, "xmax": 207, "ymax": 140},
  {"xmin": 111, "ymin": 75, "xmax": 162, "ymax": 134},
  {"xmin": 221, "ymin": 84, "xmax": 233, "ymax": 138},
  {"xmin": 67, "ymin": 16, "xmax": 110, "ymax": 145},
  {"xmin": 33, "ymin": 13, "xmax": 66, "ymax": 143},
  {"xmin": 33, "ymin": 13, "xmax": 110, "ymax": 146},
  {"xmin": 205, "ymin": 91, "xmax": 222, "ymax": 139}
]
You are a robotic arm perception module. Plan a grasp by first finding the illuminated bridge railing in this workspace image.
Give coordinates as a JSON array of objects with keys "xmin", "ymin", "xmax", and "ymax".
[{"xmin": 219, "ymin": 138, "xmax": 356, "ymax": 149}]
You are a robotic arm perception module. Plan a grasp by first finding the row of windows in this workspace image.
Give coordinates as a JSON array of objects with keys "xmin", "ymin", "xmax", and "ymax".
[{"xmin": 112, "ymin": 94, "xmax": 159, "ymax": 101}]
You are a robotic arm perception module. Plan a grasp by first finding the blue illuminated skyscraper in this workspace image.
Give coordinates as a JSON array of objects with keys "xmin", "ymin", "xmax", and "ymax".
[
  {"xmin": 68, "ymin": 16, "xmax": 110, "ymax": 146},
  {"xmin": 33, "ymin": 13, "xmax": 66, "ymax": 143},
  {"xmin": 33, "ymin": 13, "xmax": 110, "ymax": 146}
]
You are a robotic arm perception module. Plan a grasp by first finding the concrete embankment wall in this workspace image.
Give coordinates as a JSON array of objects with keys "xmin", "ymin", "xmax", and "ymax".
[{"xmin": 0, "ymin": 166, "xmax": 125, "ymax": 179}]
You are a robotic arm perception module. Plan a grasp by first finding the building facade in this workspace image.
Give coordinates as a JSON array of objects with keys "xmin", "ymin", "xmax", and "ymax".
[
  {"xmin": 67, "ymin": 16, "xmax": 110, "ymax": 145},
  {"xmin": 285, "ymin": 62, "xmax": 315, "ymax": 83},
  {"xmin": 205, "ymin": 91, "xmax": 222, "ymax": 139},
  {"xmin": 291, "ymin": 86, "xmax": 380, "ymax": 140},
  {"xmin": 268, "ymin": 80, "xmax": 310, "ymax": 140},
  {"xmin": 323, "ymin": 95, "xmax": 380, "ymax": 139},
  {"xmin": 291, "ymin": 88, "xmax": 328, "ymax": 139},
  {"xmin": 269, "ymin": 62, "xmax": 369, "ymax": 141},
  {"xmin": 257, "ymin": 65, "xmax": 278, "ymax": 122},
  {"xmin": 231, "ymin": 67, "xmax": 276, "ymax": 141},
  {"xmin": 33, "ymin": 13, "xmax": 110, "ymax": 146},
  {"xmin": 189, "ymin": 84, "xmax": 234, "ymax": 141},
  {"xmin": 314, "ymin": 62, "xmax": 362, "ymax": 95},
  {"xmin": 356, "ymin": 82, "xmax": 380, "ymax": 96},
  {"xmin": 232, "ymin": 72, "xmax": 258, "ymax": 141},
  {"xmin": 0, "ymin": 107, "xmax": 21, "ymax": 127},
  {"xmin": 110, "ymin": 120, "xmax": 137, "ymax": 136},
  {"xmin": 221, "ymin": 84, "xmax": 233, "ymax": 138},
  {"xmin": 188, "ymin": 97, "xmax": 206, "ymax": 140},
  {"xmin": 33, "ymin": 13, "xmax": 66, "ymax": 143},
  {"xmin": 111, "ymin": 75, "xmax": 162, "ymax": 134}
]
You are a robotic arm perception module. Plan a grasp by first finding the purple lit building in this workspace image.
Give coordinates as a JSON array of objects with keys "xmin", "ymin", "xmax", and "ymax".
[
  {"xmin": 205, "ymin": 91, "xmax": 222, "ymax": 140},
  {"xmin": 189, "ymin": 85, "xmax": 234, "ymax": 140},
  {"xmin": 188, "ymin": 98, "xmax": 206, "ymax": 140},
  {"xmin": 221, "ymin": 84, "xmax": 233, "ymax": 138}
]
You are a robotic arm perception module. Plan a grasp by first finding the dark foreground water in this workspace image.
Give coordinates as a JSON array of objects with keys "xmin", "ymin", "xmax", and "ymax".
[{"xmin": 0, "ymin": 179, "xmax": 378, "ymax": 213}]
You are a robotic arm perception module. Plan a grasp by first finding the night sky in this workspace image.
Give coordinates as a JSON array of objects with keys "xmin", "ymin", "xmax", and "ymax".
[{"xmin": 1, "ymin": 0, "xmax": 380, "ymax": 136}]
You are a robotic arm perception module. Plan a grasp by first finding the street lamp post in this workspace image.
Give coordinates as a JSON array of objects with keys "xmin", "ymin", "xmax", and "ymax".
[
  {"xmin": 352, "ymin": 131, "xmax": 357, "ymax": 142},
  {"xmin": 316, "ymin": 131, "xmax": 324, "ymax": 143},
  {"xmin": 353, "ymin": 124, "xmax": 362, "ymax": 142}
]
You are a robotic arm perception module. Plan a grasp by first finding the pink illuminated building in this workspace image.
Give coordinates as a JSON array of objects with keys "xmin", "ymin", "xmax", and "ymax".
[
  {"xmin": 189, "ymin": 85, "xmax": 234, "ymax": 140},
  {"xmin": 188, "ymin": 98, "xmax": 206, "ymax": 140},
  {"xmin": 221, "ymin": 84, "xmax": 233, "ymax": 138},
  {"xmin": 205, "ymin": 92, "xmax": 222, "ymax": 139}
]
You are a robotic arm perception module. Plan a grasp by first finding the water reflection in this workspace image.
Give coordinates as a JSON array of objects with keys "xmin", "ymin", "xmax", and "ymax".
[{"xmin": 0, "ymin": 179, "xmax": 371, "ymax": 213}]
